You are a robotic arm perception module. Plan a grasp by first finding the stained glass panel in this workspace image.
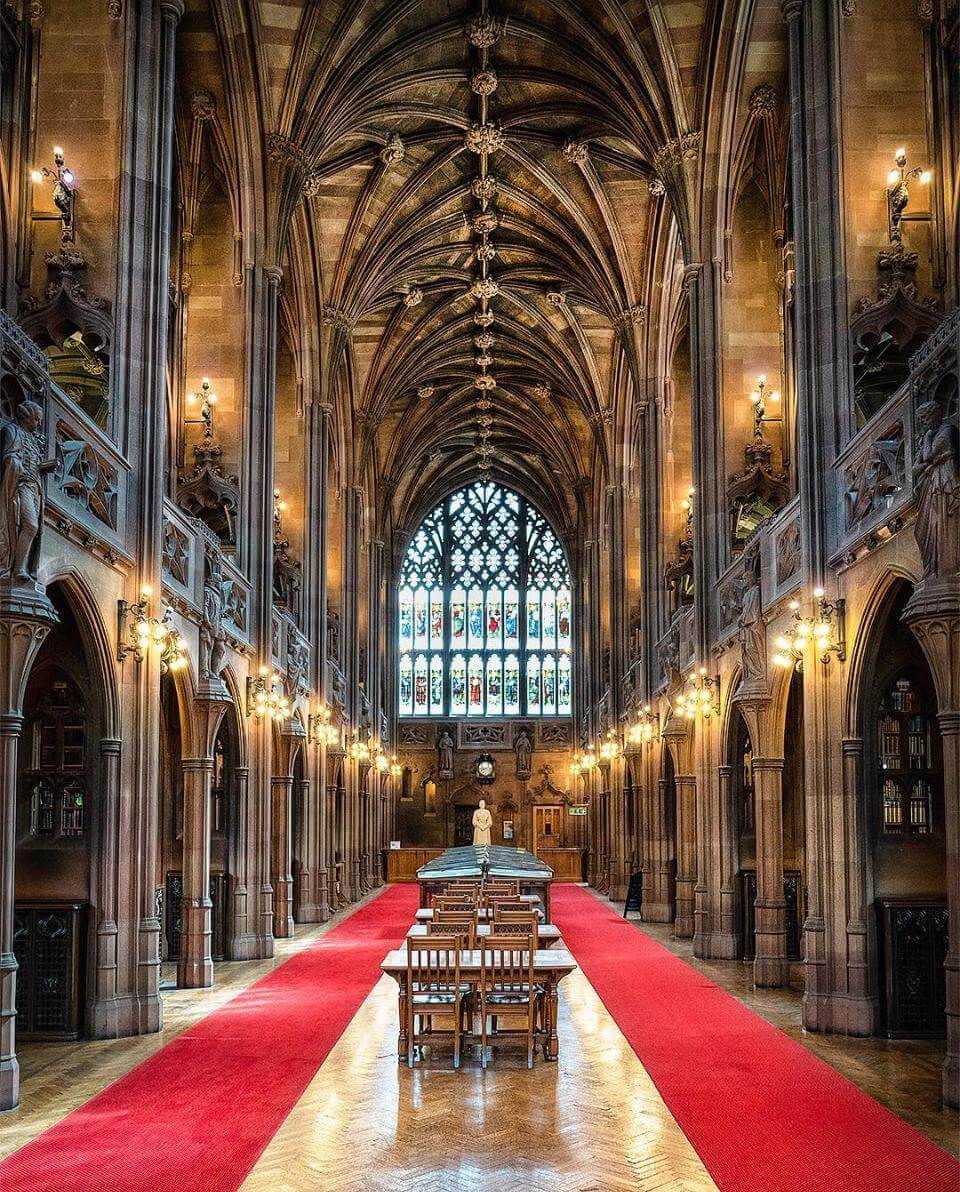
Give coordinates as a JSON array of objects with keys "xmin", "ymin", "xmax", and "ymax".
[
  {"xmin": 399, "ymin": 483, "xmax": 572, "ymax": 716},
  {"xmin": 430, "ymin": 655, "xmax": 444, "ymax": 713},
  {"xmin": 486, "ymin": 654, "xmax": 503, "ymax": 715},
  {"xmin": 414, "ymin": 655, "xmax": 428, "ymax": 714}
]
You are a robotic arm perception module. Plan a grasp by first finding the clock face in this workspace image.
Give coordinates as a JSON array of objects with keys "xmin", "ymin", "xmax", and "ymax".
[{"xmin": 478, "ymin": 760, "xmax": 494, "ymax": 777}]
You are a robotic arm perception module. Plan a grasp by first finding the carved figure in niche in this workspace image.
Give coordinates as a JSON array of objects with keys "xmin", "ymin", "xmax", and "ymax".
[
  {"xmin": 0, "ymin": 401, "xmax": 55, "ymax": 584},
  {"xmin": 913, "ymin": 398, "xmax": 959, "ymax": 580},
  {"xmin": 472, "ymin": 798, "xmax": 493, "ymax": 847},
  {"xmin": 515, "ymin": 727, "xmax": 533, "ymax": 778},
  {"xmin": 437, "ymin": 729, "xmax": 454, "ymax": 779},
  {"xmin": 200, "ymin": 550, "xmax": 228, "ymax": 679},
  {"xmin": 326, "ymin": 607, "xmax": 341, "ymax": 663},
  {"xmin": 737, "ymin": 543, "xmax": 766, "ymax": 685},
  {"xmin": 286, "ymin": 635, "xmax": 309, "ymax": 701}
]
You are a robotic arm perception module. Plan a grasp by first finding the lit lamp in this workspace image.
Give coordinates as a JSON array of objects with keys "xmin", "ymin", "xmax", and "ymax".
[
  {"xmin": 673, "ymin": 667, "xmax": 720, "ymax": 721},
  {"xmin": 247, "ymin": 667, "xmax": 291, "ymax": 721},
  {"xmin": 185, "ymin": 378, "xmax": 217, "ymax": 439},
  {"xmin": 349, "ymin": 732, "xmax": 371, "ymax": 764},
  {"xmin": 748, "ymin": 376, "xmax": 781, "ymax": 438},
  {"xmin": 627, "ymin": 704, "xmax": 659, "ymax": 746},
  {"xmin": 117, "ymin": 587, "xmax": 187, "ymax": 671},
  {"xmin": 308, "ymin": 702, "xmax": 341, "ymax": 747},
  {"xmin": 771, "ymin": 587, "xmax": 845, "ymax": 672},
  {"xmin": 30, "ymin": 145, "xmax": 77, "ymax": 241},
  {"xmin": 389, "ymin": 754, "xmax": 402, "ymax": 779},
  {"xmin": 886, "ymin": 148, "xmax": 931, "ymax": 244},
  {"xmin": 599, "ymin": 729, "xmax": 621, "ymax": 764}
]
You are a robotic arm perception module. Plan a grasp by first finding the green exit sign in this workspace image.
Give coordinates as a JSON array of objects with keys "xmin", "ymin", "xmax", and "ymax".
[{"xmin": 568, "ymin": 806, "xmax": 587, "ymax": 816}]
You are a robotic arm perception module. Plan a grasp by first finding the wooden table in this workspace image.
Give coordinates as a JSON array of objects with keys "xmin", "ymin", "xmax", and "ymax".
[
  {"xmin": 406, "ymin": 922, "xmax": 562, "ymax": 947},
  {"xmin": 380, "ymin": 947, "xmax": 577, "ymax": 1061}
]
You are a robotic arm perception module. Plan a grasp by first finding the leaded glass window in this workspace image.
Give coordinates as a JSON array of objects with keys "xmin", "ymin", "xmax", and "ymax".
[
  {"xmin": 398, "ymin": 482, "xmax": 573, "ymax": 716},
  {"xmin": 876, "ymin": 678, "xmax": 937, "ymax": 835}
]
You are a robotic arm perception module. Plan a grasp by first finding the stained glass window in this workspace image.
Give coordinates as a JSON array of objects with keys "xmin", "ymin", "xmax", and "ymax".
[{"xmin": 398, "ymin": 481, "xmax": 573, "ymax": 716}]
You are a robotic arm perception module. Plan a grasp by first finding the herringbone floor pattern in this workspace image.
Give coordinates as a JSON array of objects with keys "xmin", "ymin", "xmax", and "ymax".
[{"xmin": 240, "ymin": 966, "xmax": 717, "ymax": 1192}]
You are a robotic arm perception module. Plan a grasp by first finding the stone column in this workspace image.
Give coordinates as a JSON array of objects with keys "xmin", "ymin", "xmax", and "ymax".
[
  {"xmin": 716, "ymin": 764, "xmax": 738, "ymax": 947},
  {"xmin": 295, "ymin": 772, "xmax": 320, "ymax": 922},
  {"xmin": 227, "ymin": 765, "xmax": 254, "ymax": 958},
  {"xmin": 179, "ymin": 757, "xmax": 214, "ymax": 988},
  {"xmin": 674, "ymin": 774, "xmax": 697, "ymax": 938},
  {"xmin": 905, "ymin": 591, "xmax": 960, "ymax": 1108},
  {"xmin": 179, "ymin": 697, "xmax": 228, "ymax": 988},
  {"xmin": 0, "ymin": 589, "xmax": 57, "ymax": 1110},
  {"xmin": 271, "ymin": 772, "xmax": 294, "ymax": 938},
  {"xmin": 89, "ymin": 737, "xmax": 121, "ymax": 1036},
  {"xmin": 753, "ymin": 756, "xmax": 788, "ymax": 987},
  {"xmin": 642, "ymin": 766, "xmax": 675, "ymax": 923}
]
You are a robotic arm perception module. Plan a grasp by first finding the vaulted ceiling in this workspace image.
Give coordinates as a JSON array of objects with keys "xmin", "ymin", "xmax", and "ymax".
[{"xmin": 215, "ymin": 0, "xmax": 717, "ymax": 536}]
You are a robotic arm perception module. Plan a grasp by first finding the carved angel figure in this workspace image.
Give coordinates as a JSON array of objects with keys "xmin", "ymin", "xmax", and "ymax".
[
  {"xmin": 200, "ymin": 551, "xmax": 228, "ymax": 679},
  {"xmin": 913, "ymin": 399, "xmax": 960, "ymax": 580},
  {"xmin": 0, "ymin": 401, "xmax": 55, "ymax": 584}
]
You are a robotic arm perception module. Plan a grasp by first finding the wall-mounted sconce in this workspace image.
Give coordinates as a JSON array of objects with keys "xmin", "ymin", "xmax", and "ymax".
[
  {"xmin": 308, "ymin": 702, "xmax": 341, "ymax": 747},
  {"xmin": 117, "ymin": 588, "xmax": 186, "ymax": 671},
  {"xmin": 247, "ymin": 666, "xmax": 290, "ymax": 721},
  {"xmin": 886, "ymin": 149, "xmax": 931, "ymax": 244},
  {"xmin": 30, "ymin": 146, "xmax": 77, "ymax": 242},
  {"xmin": 772, "ymin": 587, "xmax": 846, "ymax": 671},
  {"xmin": 185, "ymin": 378, "xmax": 217, "ymax": 440},
  {"xmin": 598, "ymin": 729, "xmax": 622, "ymax": 764},
  {"xmin": 748, "ymin": 376, "xmax": 781, "ymax": 438},
  {"xmin": 389, "ymin": 754, "xmax": 402, "ymax": 779},
  {"xmin": 627, "ymin": 704, "xmax": 659, "ymax": 746},
  {"xmin": 349, "ymin": 731, "xmax": 371, "ymax": 764},
  {"xmin": 673, "ymin": 667, "xmax": 720, "ymax": 721}
]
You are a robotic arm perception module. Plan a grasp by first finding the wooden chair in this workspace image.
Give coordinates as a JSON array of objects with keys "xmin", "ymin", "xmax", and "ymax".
[
  {"xmin": 432, "ymin": 894, "xmax": 476, "ymax": 912},
  {"xmin": 430, "ymin": 913, "xmax": 477, "ymax": 949},
  {"xmin": 444, "ymin": 881, "xmax": 480, "ymax": 898},
  {"xmin": 490, "ymin": 911, "xmax": 538, "ymax": 949},
  {"xmin": 479, "ymin": 934, "xmax": 539, "ymax": 1069},
  {"xmin": 482, "ymin": 880, "xmax": 519, "ymax": 897},
  {"xmin": 405, "ymin": 936, "xmax": 472, "ymax": 1069},
  {"xmin": 485, "ymin": 895, "xmax": 529, "ymax": 915}
]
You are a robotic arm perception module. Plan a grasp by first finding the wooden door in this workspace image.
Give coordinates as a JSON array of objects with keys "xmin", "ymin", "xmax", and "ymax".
[
  {"xmin": 453, "ymin": 804, "xmax": 478, "ymax": 847},
  {"xmin": 533, "ymin": 806, "xmax": 564, "ymax": 855}
]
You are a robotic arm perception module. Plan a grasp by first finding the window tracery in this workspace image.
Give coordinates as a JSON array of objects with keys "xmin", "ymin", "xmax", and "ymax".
[{"xmin": 398, "ymin": 482, "xmax": 572, "ymax": 717}]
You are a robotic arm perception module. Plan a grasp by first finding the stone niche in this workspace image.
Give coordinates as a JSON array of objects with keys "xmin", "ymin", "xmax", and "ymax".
[{"xmin": 396, "ymin": 720, "xmax": 575, "ymax": 852}]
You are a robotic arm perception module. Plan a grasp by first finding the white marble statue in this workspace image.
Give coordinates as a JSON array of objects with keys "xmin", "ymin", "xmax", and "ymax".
[{"xmin": 472, "ymin": 798, "xmax": 493, "ymax": 847}]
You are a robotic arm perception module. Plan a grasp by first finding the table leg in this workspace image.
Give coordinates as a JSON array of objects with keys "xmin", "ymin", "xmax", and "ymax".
[
  {"xmin": 397, "ymin": 978, "xmax": 408, "ymax": 1060},
  {"xmin": 543, "ymin": 978, "xmax": 559, "ymax": 1061}
]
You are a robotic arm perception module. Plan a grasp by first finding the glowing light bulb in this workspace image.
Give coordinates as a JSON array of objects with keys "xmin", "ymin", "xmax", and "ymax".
[
  {"xmin": 30, "ymin": 169, "xmax": 43, "ymax": 184},
  {"xmin": 887, "ymin": 169, "xmax": 901, "ymax": 186}
]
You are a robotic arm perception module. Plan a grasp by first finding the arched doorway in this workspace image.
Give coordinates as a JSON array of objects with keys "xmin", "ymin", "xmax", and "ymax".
[
  {"xmin": 157, "ymin": 677, "xmax": 242, "ymax": 985},
  {"xmin": 14, "ymin": 583, "xmax": 106, "ymax": 1039},
  {"xmin": 863, "ymin": 583, "xmax": 947, "ymax": 1038}
]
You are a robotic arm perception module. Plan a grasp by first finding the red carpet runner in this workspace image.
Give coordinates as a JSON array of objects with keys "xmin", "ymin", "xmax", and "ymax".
[
  {"xmin": 0, "ymin": 883, "xmax": 419, "ymax": 1192},
  {"xmin": 552, "ymin": 884, "xmax": 959, "ymax": 1192}
]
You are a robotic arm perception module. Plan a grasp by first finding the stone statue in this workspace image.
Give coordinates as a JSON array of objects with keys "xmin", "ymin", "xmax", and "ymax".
[
  {"xmin": 515, "ymin": 727, "xmax": 533, "ymax": 777},
  {"xmin": 913, "ymin": 399, "xmax": 959, "ymax": 580},
  {"xmin": 738, "ymin": 544, "xmax": 766, "ymax": 685},
  {"xmin": 200, "ymin": 549, "xmax": 228, "ymax": 679},
  {"xmin": 437, "ymin": 729, "xmax": 454, "ymax": 779},
  {"xmin": 286, "ymin": 635, "xmax": 309, "ymax": 700},
  {"xmin": 0, "ymin": 401, "xmax": 55, "ymax": 584},
  {"xmin": 472, "ymin": 798, "xmax": 493, "ymax": 847}
]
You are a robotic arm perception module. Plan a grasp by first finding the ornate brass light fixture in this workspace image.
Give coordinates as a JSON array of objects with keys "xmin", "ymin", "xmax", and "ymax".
[
  {"xmin": 308, "ymin": 702, "xmax": 341, "ymax": 747},
  {"xmin": 598, "ymin": 729, "xmax": 622, "ymax": 764},
  {"xmin": 185, "ymin": 377, "xmax": 217, "ymax": 438},
  {"xmin": 748, "ymin": 376, "xmax": 781, "ymax": 438},
  {"xmin": 627, "ymin": 704, "xmax": 659, "ymax": 745},
  {"xmin": 117, "ymin": 588, "xmax": 186, "ymax": 671},
  {"xmin": 247, "ymin": 667, "xmax": 290, "ymax": 721},
  {"xmin": 673, "ymin": 668, "xmax": 720, "ymax": 721},
  {"xmin": 886, "ymin": 148, "xmax": 931, "ymax": 244},
  {"xmin": 30, "ymin": 146, "xmax": 77, "ymax": 241},
  {"xmin": 771, "ymin": 587, "xmax": 846, "ymax": 671}
]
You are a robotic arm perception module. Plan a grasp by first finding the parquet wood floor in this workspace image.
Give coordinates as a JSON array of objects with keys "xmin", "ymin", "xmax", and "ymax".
[
  {"xmin": 5, "ymin": 885, "xmax": 956, "ymax": 1190},
  {"xmin": 239, "ymin": 964, "xmax": 717, "ymax": 1192}
]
